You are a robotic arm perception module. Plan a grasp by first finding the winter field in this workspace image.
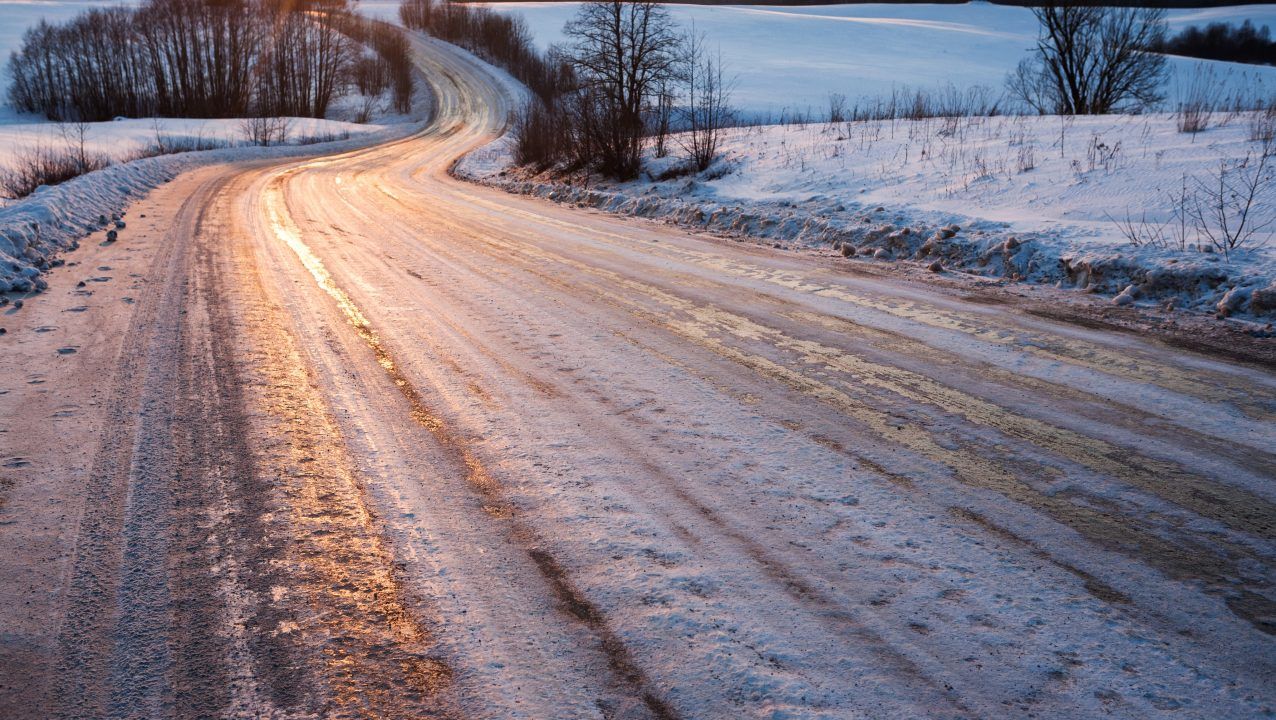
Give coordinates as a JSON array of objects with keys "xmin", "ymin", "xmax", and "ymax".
[{"xmin": 478, "ymin": 2, "xmax": 1276, "ymax": 118}]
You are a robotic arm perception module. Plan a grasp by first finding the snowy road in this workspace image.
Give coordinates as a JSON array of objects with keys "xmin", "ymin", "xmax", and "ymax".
[{"xmin": 1, "ymin": 35, "xmax": 1275, "ymax": 720}]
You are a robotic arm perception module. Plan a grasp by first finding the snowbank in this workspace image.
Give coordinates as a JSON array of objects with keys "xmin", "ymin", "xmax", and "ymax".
[
  {"xmin": 0, "ymin": 122, "xmax": 416, "ymax": 293},
  {"xmin": 457, "ymin": 113, "xmax": 1276, "ymax": 320}
]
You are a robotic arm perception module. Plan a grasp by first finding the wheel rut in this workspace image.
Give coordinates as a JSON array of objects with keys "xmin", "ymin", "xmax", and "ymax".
[
  {"xmin": 265, "ymin": 175, "xmax": 680, "ymax": 719},
  {"xmin": 47, "ymin": 164, "xmax": 464, "ymax": 719}
]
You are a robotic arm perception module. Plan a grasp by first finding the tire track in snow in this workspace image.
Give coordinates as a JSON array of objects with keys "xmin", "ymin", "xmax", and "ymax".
[
  {"xmin": 475, "ymin": 227, "xmax": 1276, "ymax": 534},
  {"xmin": 212, "ymin": 181, "xmax": 463, "ymax": 716},
  {"xmin": 382, "ymin": 195, "xmax": 1276, "ymax": 535},
  {"xmin": 263, "ymin": 177, "xmax": 681, "ymax": 720},
  {"xmin": 276, "ymin": 167, "xmax": 994, "ymax": 715},
  {"xmin": 389, "ymin": 209, "xmax": 1275, "ymax": 636},
  {"xmin": 50, "ymin": 173, "xmax": 287, "ymax": 719},
  {"xmin": 441, "ymin": 191, "xmax": 1275, "ymax": 422}
]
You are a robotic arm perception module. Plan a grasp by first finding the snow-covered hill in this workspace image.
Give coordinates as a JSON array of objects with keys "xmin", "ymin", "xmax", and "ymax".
[{"xmin": 480, "ymin": 2, "xmax": 1276, "ymax": 118}]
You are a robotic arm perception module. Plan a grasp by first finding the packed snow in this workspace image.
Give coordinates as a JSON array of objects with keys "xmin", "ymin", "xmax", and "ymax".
[
  {"xmin": 480, "ymin": 2, "xmax": 1276, "ymax": 118},
  {"xmin": 459, "ymin": 112, "xmax": 1276, "ymax": 319}
]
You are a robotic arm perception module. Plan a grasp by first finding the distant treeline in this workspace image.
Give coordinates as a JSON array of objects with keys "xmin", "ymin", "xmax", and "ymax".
[
  {"xmin": 1151, "ymin": 20, "xmax": 1276, "ymax": 66},
  {"xmin": 7, "ymin": 0, "xmax": 412, "ymax": 122}
]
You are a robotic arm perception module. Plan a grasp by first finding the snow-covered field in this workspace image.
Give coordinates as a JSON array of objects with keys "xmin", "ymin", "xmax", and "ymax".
[
  {"xmin": 480, "ymin": 2, "xmax": 1276, "ymax": 117},
  {"xmin": 461, "ymin": 111, "xmax": 1276, "ymax": 319},
  {"xmin": 0, "ymin": 116, "xmax": 387, "ymax": 169}
]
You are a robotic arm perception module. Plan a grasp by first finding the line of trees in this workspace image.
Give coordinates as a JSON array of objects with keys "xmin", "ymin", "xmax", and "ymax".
[
  {"xmin": 328, "ymin": 13, "xmax": 415, "ymax": 113},
  {"xmin": 1151, "ymin": 20, "xmax": 1276, "ymax": 67},
  {"xmin": 523, "ymin": 2, "xmax": 735, "ymax": 179},
  {"xmin": 402, "ymin": 0, "xmax": 734, "ymax": 180},
  {"xmin": 7, "ymin": 0, "xmax": 412, "ymax": 122}
]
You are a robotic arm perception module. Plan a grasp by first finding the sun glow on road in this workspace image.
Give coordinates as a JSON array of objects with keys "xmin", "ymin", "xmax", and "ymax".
[
  {"xmin": 265, "ymin": 174, "xmax": 378, "ymax": 343},
  {"xmin": 263, "ymin": 171, "xmax": 514, "ymax": 518}
]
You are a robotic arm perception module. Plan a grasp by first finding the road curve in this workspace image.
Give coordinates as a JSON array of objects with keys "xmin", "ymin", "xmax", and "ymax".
[{"xmin": 0, "ymin": 33, "xmax": 1274, "ymax": 720}]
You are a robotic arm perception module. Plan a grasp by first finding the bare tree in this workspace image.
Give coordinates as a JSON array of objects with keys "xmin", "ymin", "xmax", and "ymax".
[
  {"xmin": 241, "ymin": 115, "xmax": 290, "ymax": 146},
  {"xmin": 562, "ymin": 0, "xmax": 681, "ymax": 179},
  {"xmin": 57, "ymin": 120, "xmax": 93, "ymax": 173},
  {"xmin": 1188, "ymin": 144, "xmax": 1274, "ymax": 258},
  {"xmin": 1008, "ymin": 6, "xmax": 1167, "ymax": 115},
  {"xmin": 677, "ymin": 31, "xmax": 734, "ymax": 172},
  {"xmin": 648, "ymin": 76, "xmax": 676, "ymax": 159}
]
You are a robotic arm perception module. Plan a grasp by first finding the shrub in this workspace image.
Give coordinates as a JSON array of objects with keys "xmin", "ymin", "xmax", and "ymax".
[
  {"xmin": 1189, "ymin": 147, "xmax": 1275, "ymax": 258},
  {"xmin": 1176, "ymin": 68, "xmax": 1218, "ymax": 135},
  {"xmin": 512, "ymin": 100, "xmax": 571, "ymax": 169},
  {"xmin": 1250, "ymin": 101, "xmax": 1276, "ymax": 144},
  {"xmin": 0, "ymin": 146, "xmax": 109, "ymax": 200}
]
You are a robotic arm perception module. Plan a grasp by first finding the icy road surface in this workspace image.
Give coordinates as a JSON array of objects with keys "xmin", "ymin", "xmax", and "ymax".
[{"xmin": 0, "ymin": 32, "xmax": 1274, "ymax": 720}]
